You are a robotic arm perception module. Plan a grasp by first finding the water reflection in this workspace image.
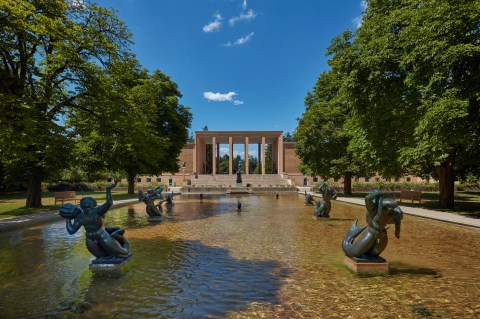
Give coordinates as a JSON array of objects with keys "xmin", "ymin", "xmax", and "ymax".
[
  {"xmin": 0, "ymin": 194, "xmax": 479, "ymax": 318},
  {"xmin": 82, "ymin": 239, "xmax": 289, "ymax": 318}
]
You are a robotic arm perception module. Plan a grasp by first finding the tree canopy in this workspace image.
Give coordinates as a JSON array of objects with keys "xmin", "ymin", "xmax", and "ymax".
[
  {"xmin": 0, "ymin": 0, "xmax": 191, "ymax": 204},
  {"xmin": 296, "ymin": 0, "xmax": 480, "ymax": 207}
]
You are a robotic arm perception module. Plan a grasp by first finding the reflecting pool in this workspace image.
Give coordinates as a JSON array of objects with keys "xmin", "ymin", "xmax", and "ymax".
[{"xmin": 1, "ymin": 194, "xmax": 479, "ymax": 318}]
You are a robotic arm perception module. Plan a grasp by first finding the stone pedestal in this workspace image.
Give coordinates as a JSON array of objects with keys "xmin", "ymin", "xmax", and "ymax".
[
  {"xmin": 89, "ymin": 254, "xmax": 132, "ymax": 277},
  {"xmin": 236, "ymin": 183, "xmax": 243, "ymax": 188},
  {"xmin": 343, "ymin": 256, "xmax": 389, "ymax": 276}
]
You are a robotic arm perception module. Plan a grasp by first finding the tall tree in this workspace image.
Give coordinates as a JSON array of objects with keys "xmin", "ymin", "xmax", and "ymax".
[
  {"xmin": 295, "ymin": 31, "xmax": 366, "ymax": 195},
  {"xmin": 347, "ymin": 0, "xmax": 480, "ymax": 208},
  {"xmin": 70, "ymin": 60, "xmax": 192, "ymax": 194},
  {"xmin": 0, "ymin": 0, "xmax": 132, "ymax": 206}
]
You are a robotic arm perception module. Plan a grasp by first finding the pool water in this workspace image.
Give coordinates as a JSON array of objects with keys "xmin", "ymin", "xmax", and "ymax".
[{"xmin": 0, "ymin": 194, "xmax": 479, "ymax": 318}]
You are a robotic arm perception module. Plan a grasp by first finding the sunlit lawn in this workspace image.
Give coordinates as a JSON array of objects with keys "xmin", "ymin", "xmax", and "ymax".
[
  {"xmin": 343, "ymin": 191, "xmax": 480, "ymax": 218},
  {"xmin": 0, "ymin": 191, "xmax": 137, "ymax": 219}
]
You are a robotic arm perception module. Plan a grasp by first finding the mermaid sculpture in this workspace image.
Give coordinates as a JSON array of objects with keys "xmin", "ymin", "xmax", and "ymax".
[
  {"xmin": 304, "ymin": 190, "xmax": 314, "ymax": 205},
  {"xmin": 314, "ymin": 182, "xmax": 337, "ymax": 218},
  {"xmin": 342, "ymin": 190, "xmax": 403, "ymax": 262},
  {"xmin": 138, "ymin": 186, "xmax": 165, "ymax": 217},
  {"xmin": 59, "ymin": 180, "xmax": 131, "ymax": 259}
]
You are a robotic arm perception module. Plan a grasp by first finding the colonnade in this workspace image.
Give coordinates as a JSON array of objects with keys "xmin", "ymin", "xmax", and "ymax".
[{"xmin": 193, "ymin": 131, "xmax": 284, "ymax": 176}]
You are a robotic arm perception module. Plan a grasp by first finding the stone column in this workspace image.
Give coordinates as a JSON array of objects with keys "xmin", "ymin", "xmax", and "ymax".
[
  {"xmin": 278, "ymin": 134, "xmax": 284, "ymax": 174},
  {"xmin": 193, "ymin": 135, "xmax": 197, "ymax": 174},
  {"xmin": 212, "ymin": 136, "xmax": 216, "ymax": 176},
  {"xmin": 229, "ymin": 136, "xmax": 233, "ymax": 175},
  {"xmin": 261, "ymin": 136, "xmax": 266, "ymax": 175},
  {"xmin": 245, "ymin": 136, "xmax": 249, "ymax": 175},
  {"xmin": 216, "ymin": 142, "xmax": 220, "ymax": 173},
  {"xmin": 258, "ymin": 143, "xmax": 261, "ymax": 174}
]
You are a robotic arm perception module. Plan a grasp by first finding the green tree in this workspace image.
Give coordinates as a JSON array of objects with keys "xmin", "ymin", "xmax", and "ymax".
[
  {"xmin": 0, "ymin": 0, "xmax": 132, "ymax": 207},
  {"xmin": 218, "ymin": 154, "xmax": 229, "ymax": 174},
  {"xmin": 283, "ymin": 132, "xmax": 294, "ymax": 142},
  {"xmin": 295, "ymin": 31, "xmax": 365, "ymax": 195},
  {"xmin": 71, "ymin": 60, "xmax": 192, "ymax": 194},
  {"xmin": 232, "ymin": 155, "xmax": 244, "ymax": 173},
  {"xmin": 347, "ymin": 0, "xmax": 480, "ymax": 208},
  {"xmin": 248, "ymin": 155, "xmax": 258, "ymax": 174}
]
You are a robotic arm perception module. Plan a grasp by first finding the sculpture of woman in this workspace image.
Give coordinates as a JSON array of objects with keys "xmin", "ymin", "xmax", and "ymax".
[
  {"xmin": 138, "ymin": 186, "xmax": 164, "ymax": 217},
  {"xmin": 314, "ymin": 182, "xmax": 338, "ymax": 217},
  {"xmin": 59, "ymin": 180, "xmax": 131, "ymax": 259}
]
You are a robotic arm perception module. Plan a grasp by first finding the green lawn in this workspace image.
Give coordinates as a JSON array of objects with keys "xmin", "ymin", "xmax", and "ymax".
[
  {"xmin": 0, "ymin": 191, "xmax": 137, "ymax": 219},
  {"xmin": 341, "ymin": 191, "xmax": 480, "ymax": 218}
]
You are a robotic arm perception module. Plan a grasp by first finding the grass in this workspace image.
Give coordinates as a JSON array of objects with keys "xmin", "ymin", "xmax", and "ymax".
[
  {"xmin": 341, "ymin": 191, "xmax": 480, "ymax": 218},
  {"xmin": 0, "ymin": 191, "xmax": 137, "ymax": 219}
]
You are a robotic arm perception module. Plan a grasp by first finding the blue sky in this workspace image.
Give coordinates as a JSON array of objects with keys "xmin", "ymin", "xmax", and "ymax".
[{"xmin": 97, "ymin": 0, "xmax": 365, "ymax": 137}]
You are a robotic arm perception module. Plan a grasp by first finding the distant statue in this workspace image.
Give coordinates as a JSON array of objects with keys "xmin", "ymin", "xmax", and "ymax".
[
  {"xmin": 236, "ymin": 169, "xmax": 242, "ymax": 184},
  {"xmin": 314, "ymin": 182, "xmax": 338, "ymax": 218},
  {"xmin": 303, "ymin": 176, "xmax": 308, "ymax": 186},
  {"xmin": 202, "ymin": 125, "xmax": 208, "ymax": 131},
  {"xmin": 165, "ymin": 191, "xmax": 175, "ymax": 206},
  {"xmin": 59, "ymin": 180, "xmax": 131, "ymax": 259},
  {"xmin": 342, "ymin": 190, "xmax": 403, "ymax": 262},
  {"xmin": 138, "ymin": 186, "xmax": 164, "ymax": 217},
  {"xmin": 304, "ymin": 190, "xmax": 314, "ymax": 205}
]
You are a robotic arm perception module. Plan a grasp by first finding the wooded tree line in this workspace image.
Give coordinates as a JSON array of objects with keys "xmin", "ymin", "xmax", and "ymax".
[
  {"xmin": 295, "ymin": 0, "xmax": 480, "ymax": 208},
  {"xmin": 0, "ymin": 0, "xmax": 192, "ymax": 207}
]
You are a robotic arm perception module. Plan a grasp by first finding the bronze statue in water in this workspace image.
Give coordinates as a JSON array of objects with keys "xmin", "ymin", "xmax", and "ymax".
[
  {"xmin": 342, "ymin": 190, "xmax": 403, "ymax": 262},
  {"xmin": 314, "ymin": 182, "xmax": 337, "ymax": 218},
  {"xmin": 59, "ymin": 180, "xmax": 131, "ymax": 259},
  {"xmin": 138, "ymin": 186, "xmax": 165, "ymax": 217}
]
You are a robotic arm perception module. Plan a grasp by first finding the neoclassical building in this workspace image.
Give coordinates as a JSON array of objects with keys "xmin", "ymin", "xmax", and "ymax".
[{"xmin": 133, "ymin": 130, "xmax": 427, "ymax": 187}]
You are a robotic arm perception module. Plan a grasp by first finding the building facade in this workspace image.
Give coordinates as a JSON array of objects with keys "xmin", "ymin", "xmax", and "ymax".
[{"xmin": 133, "ymin": 130, "xmax": 429, "ymax": 187}]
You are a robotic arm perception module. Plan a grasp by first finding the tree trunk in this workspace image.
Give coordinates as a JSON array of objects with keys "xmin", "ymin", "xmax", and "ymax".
[
  {"xmin": 127, "ymin": 173, "xmax": 135, "ymax": 195},
  {"xmin": 26, "ymin": 176, "xmax": 42, "ymax": 208},
  {"xmin": 436, "ymin": 147, "xmax": 457, "ymax": 209},
  {"xmin": 343, "ymin": 172, "xmax": 352, "ymax": 196}
]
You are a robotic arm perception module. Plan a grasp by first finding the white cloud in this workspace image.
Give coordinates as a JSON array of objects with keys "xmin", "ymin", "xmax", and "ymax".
[
  {"xmin": 69, "ymin": 0, "xmax": 86, "ymax": 8},
  {"xmin": 353, "ymin": 1, "xmax": 368, "ymax": 29},
  {"xmin": 223, "ymin": 32, "xmax": 254, "ymax": 47},
  {"xmin": 203, "ymin": 12, "xmax": 223, "ymax": 32},
  {"xmin": 353, "ymin": 16, "xmax": 363, "ymax": 29},
  {"xmin": 242, "ymin": 0, "xmax": 247, "ymax": 10},
  {"xmin": 229, "ymin": 9, "xmax": 257, "ymax": 26},
  {"xmin": 203, "ymin": 91, "xmax": 244, "ymax": 106},
  {"xmin": 361, "ymin": 0, "xmax": 368, "ymax": 10},
  {"xmin": 203, "ymin": 91, "xmax": 237, "ymax": 102}
]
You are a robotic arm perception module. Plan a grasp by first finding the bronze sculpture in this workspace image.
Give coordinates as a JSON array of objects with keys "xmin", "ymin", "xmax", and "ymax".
[
  {"xmin": 342, "ymin": 190, "xmax": 403, "ymax": 262},
  {"xmin": 314, "ymin": 182, "xmax": 337, "ymax": 218},
  {"xmin": 59, "ymin": 180, "xmax": 131, "ymax": 259},
  {"xmin": 138, "ymin": 186, "xmax": 165, "ymax": 217},
  {"xmin": 304, "ymin": 190, "xmax": 314, "ymax": 205},
  {"xmin": 236, "ymin": 169, "xmax": 242, "ymax": 184}
]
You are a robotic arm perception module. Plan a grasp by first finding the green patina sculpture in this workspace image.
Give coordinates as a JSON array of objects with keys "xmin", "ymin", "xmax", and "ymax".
[
  {"xmin": 342, "ymin": 190, "xmax": 403, "ymax": 262},
  {"xmin": 304, "ymin": 190, "xmax": 314, "ymax": 205},
  {"xmin": 138, "ymin": 186, "xmax": 165, "ymax": 217},
  {"xmin": 59, "ymin": 180, "xmax": 131, "ymax": 259},
  {"xmin": 314, "ymin": 182, "xmax": 337, "ymax": 218}
]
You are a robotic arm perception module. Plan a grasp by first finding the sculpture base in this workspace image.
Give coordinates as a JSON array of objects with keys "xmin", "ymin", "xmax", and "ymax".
[
  {"xmin": 90, "ymin": 254, "xmax": 132, "ymax": 277},
  {"xmin": 343, "ymin": 256, "xmax": 389, "ymax": 276},
  {"xmin": 236, "ymin": 183, "xmax": 243, "ymax": 187}
]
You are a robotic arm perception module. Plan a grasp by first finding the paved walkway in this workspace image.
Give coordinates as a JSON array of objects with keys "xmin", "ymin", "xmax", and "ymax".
[
  {"xmin": 333, "ymin": 196, "xmax": 480, "ymax": 229},
  {"xmin": 1, "ymin": 195, "xmax": 479, "ymax": 232},
  {"xmin": 0, "ymin": 198, "xmax": 138, "ymax": 232}
]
